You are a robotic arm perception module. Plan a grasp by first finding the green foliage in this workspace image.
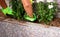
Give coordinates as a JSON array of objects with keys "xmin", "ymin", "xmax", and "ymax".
[
  {"xmin": 34, "ymin": 2, "xmax": 46, "ymax": 23},
  {"xmin": 10, "ymin": 0, "xmax": 57, "ymax": 23},
  {"xmin": 33, "ymin": 1, "xmax": 57, "ymax": 24},
  {"xmin": 45, "ymin": 2, "xmax": 57, "ymax": 24},
  {"xmin": 10, "ymin": 0, "xmax": 24, "ymax": 20}
]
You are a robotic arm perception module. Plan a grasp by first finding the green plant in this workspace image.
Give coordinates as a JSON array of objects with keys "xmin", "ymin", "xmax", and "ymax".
[
  {"xmin": 35, "ymin": 2, "xmax": 46, "ymax": 22},
  {"xmin": 33, "ymin": 1, "xmax": 57, "ymax": 24},
  {"xmin": 10, "ymin": 0, "xmax": 24, "ymax": 20},
  {"xmin": 45, "ymin": 2, "xmax": 57, "ymax": 24}
]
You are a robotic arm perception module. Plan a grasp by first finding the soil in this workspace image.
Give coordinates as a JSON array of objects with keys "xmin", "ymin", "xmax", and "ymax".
[
  {"xmin": 0, "ymin": 10, "xmax": 5, "ymax": 17},
  {"xmin": 49, "ymin": 18, "xmax": 60, "ymax": 27},
  {"xmin": 0, "ymin": 16, "xmax": 60, "ymax": 27}
]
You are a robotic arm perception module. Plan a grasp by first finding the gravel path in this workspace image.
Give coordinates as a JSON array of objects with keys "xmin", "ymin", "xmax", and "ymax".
[{"xmin": 0, "ymin": 21, "xmax": 60, "ymax": 37}]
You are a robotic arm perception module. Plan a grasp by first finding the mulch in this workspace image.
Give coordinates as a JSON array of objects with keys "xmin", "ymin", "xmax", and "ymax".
[{"xmin": 0, "ymin": 16, "xmax": 60, "ymax": 27}]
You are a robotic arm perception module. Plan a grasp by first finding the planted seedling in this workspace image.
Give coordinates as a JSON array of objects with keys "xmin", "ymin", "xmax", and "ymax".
[
  {"xmin": 10, "ymin": 0, "xmax": 24, "ymax": 20},
  {"xmin": 45, "ymin": 0, "xmax": 57, "ymax": 24}
]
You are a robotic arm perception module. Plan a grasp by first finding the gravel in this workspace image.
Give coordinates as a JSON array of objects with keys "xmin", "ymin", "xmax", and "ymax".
[{"xmin": 0, "ymin": 21, "xmax": 60, "ymax": 37}]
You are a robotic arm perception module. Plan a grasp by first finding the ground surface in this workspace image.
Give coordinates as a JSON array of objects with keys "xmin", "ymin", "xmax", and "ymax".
[
  {"xmin": 0, "ymin": 21, "xmax": 60, "ymax": 37},
  {"xmin": 0, "ymin": 17, "xmax": 60, "ymax": 37}
]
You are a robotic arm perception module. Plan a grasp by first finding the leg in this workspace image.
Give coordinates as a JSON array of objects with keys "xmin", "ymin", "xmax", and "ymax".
[
  {"xmin": 0, "ymin": 0, "xmax": 7, "ymax": 9},
  {"xmin": 22, "ymin": 0, "xmax": 33, "ymax": 18}
]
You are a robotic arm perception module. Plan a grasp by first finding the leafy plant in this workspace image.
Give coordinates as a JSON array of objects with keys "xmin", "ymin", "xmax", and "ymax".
[
  {"xmin": 34, "ymin": 2, "xmax": 46, "ymax": 22},
  {"xmin": 33, "ymin": 1, "xmax": 57, "ymax": 24},
  {"xmin": 10, "ymin": 0, "xmax": 25, "ymax": 20},
  {"xmin": 45, "ymin": 2, "xmax": 57, "ymax": 24}
]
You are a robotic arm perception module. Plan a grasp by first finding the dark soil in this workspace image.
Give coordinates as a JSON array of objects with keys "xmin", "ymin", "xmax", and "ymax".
[
  {"xmin": 0, "ymin": 16, "xmax": 60, "ymax": 27},
  {"xmin": 49, "ymin": 18, "xmax": 60, "ymax": 27},
  {"xmin": 35, "ymin": 18, "xmax": 60, "ymax": 27}
]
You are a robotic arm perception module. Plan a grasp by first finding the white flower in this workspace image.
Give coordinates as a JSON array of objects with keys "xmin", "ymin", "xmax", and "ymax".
[
  {"xmin": 36, "ymin": 0, "xmax": 44, "ymax": 3},
  {"xmin": 47, "ymin": 0, "xmax": 54, "ymax": 2},
  {"xmin": 48, "ymin": 5, "xmax": 54, "ymax": 9}
]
